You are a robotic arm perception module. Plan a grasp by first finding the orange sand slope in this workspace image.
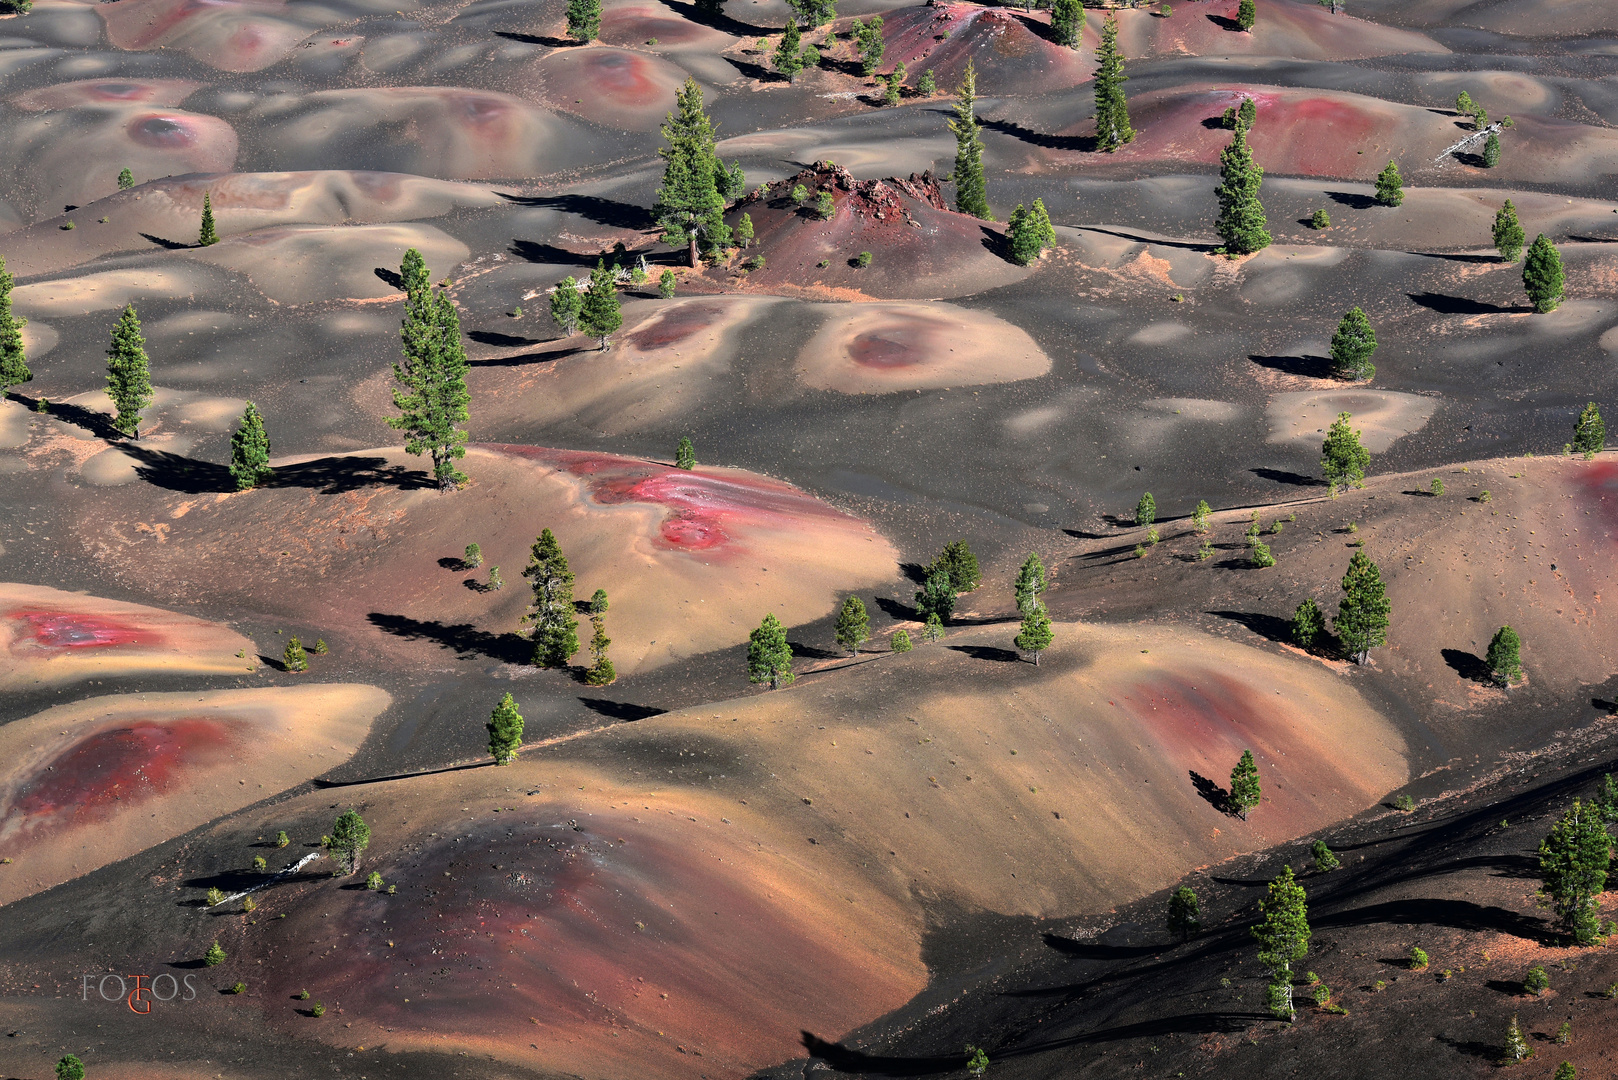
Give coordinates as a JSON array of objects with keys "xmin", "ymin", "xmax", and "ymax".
[
  {"xmin": 0, "ymin": 683, "xmax": 389, "ymax": 904},
  {"xmin": 0, "ymin": 583, "xmax": 255, "ymax": 689}
]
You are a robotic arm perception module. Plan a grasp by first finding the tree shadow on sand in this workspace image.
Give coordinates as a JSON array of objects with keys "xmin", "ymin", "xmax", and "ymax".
[
  {"xmin": 1407, "ymin": 292, "xmax": 1526, "ymax": 316},
  {"xmin": 1250, "ymin": 352, "xmax": 1334, "ymax": 379},
  {"xmin": 1206, "ymin": 609, "xmax": 1291, "ymax": 644},
  {"xmin": 979, "ymin": 116, "xmax": 1095, "ymax": 153},
  {"xmin": 653, "ymin": 0, "xmax": 774, "ymax": 36},
  {"xmin": 946, "ymin": 644, "xmax": 1020, "ymax": 663},
  {"xmin": 1315, "ymin": 898, "xmax": 1553, "ymax": 942},
  {"xmin": 1326, "ymin": 191, "xmax": 1378, "ymax": 210},
  {"xmin": 1189, "ymin": 770, "xmax": 1230, "ymax": 813},
  {"xmin": 1205, "ymin": 11, "xmax": 1244, "ymax": 30},
  {"xmin": 122, "ymin": 446, "xmax": 433, "ymax": 495},
  {"xmin": 367, "ymin": 612, "xmax": 530, "ymax": 665},
  {"xmin": 1442, "ymin": 647, "xmax": 1494, "ymax": 684},
  {"xmin": 493, "ymin": 29, "xmax": 580, "ymax": 47},
  {"xmin": 22, "ymin": 396, "xmax": 123, "ymax": 439},
  {"xmin": 579, "ymin": 698, "xmax": 666, "ymax": 721},
  {"xmin": 498, "ymin": 193, "xmax": 657, "ymax": 232},
  {"xmin": 1251, "ymin": 467, "xmax": 1325, "ymax": 487}
]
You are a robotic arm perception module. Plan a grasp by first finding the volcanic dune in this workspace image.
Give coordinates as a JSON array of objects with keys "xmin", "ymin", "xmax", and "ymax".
[
  {"xmin": 796, "ymin": 300, "xmax": 1049, "ymax": 393},
  {"xmin": 727, "ymin": 164, "xmax": 1032, "ymax": 299},
  {"xmin": 1265, "ymin": 389, "xmax": 1441, "ymax": 453},
  {"xmin": 0, "ymin": 683, "xmax": 390, "ymax": 904},
  {"xmin": 526, "ymin": 46, "xmax": 696, "ymax": 131},
  {"xmin": 1113, "ymin": 0, "xmax": 1445, "ymax": 61},
  {"xmin": 0, "ymin": 583, "xmax": 253, "ymax": 689},
  {"xmin": 93, "ymin": 0, "xmax": 399, "ymax": 71},
  {"xmin": 187, "ymin": 223, "xmax": 470, "ymax": 304},
  {"xmin": 1354, "ymin": 0, "xmax": 1618, "ymax": 37},
  {"xmin": 875, "ymin": 4, "xmax": 1094, "ymax": 95},
  {"xmin": 74, "ymin": 445, "xmax": 899, "ymax": 675},
  {"xmin": 599, "ymin": 2, "xmax": 735, "ymax": 51}
]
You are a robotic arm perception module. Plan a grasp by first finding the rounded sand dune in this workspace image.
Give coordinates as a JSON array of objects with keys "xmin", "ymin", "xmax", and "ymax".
[
  {"xmin": 797, "ymin": 301, "xmax": 1049, "ymax": 393},
  {"xmin": 0, "ymin": 684, "xmax": 389, "ymax": 904},
  {"xmin": 75, "ymin": 445, "xmax": 899, "ymax": 675},
  {"xmin": 8, "ymin": 77, "xmax": 204, "ymax": 111},
  {"xmin": 879, "ymin": 3, "xmax": 1094, "ymax": 95},
  {"xmin": 252, "ymin": 88, "xmax": 577, "ymax": 179},
  {"xmin": 248, "ymin": 773, "xmax": 921, "ymax": 1080},
  {"xmin": 528, "ymin": 47, "xmax": 695, "ymax": 131},
  {"xmin": 187, "ymin": 222, "xmax": 469, "ymax": 304},
  {"xmin": 95, "ymin": 0, "xmax": 399, "ymax": 71},
  {"xmin": 0, "ymin": 582, "xmax": 254, "ymax": 690},
  {"xmin": 1355, "ymin": 0, "xmax": 1618, "ymax": 37},
  {"xmin": 1265, "ymin": 389, "xmax": 1439, "ymax": 453},
  {"xmin": 11, "ymin": 266, "xmax": 217, "ymax": 317},
  {"xmin": 1115, "ymin": 0, "xmax": 1445, "ymax": 60},
  {"xmin": 599, "ymin": 3, "xmax": 734, "ymax": 50}
]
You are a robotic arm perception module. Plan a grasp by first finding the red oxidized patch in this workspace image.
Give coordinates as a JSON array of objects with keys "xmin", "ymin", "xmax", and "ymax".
[
  {"xmin": 8, "ymin": 610, "xmax": 161, "ymax": 651},
  {"xmin": 128, "ymin": 113, "xmax": 197, "ymax": 148}
]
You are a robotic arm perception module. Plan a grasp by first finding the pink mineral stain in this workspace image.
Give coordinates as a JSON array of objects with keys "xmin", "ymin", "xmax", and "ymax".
[
  {"xmin": 624, "ymin": 302, "xmax": 724, "ymax": 351},
  {"xmin": 129, "ymin": 114, "xmax": 198, "ymax": 148},
  {"xmin": 1573, "ymin": 461, "xmax": 1618, "ymax": 542},
  {"xmin": 848, "ymin": 330, "xmax": 924, "ymax": 369},
  {"xmin": 7, "ymin": 610, "xmax": 161, "ymax": 651},
  {"xmin": 3, "ymin": 717, "xmax": 238, "ymax": 839},
  {"xmin": 582, "ymin": 50, "xmax": 661, "ymax": 104}
]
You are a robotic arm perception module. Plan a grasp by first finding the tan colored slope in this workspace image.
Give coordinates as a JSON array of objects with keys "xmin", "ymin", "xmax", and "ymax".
[{"xmin": 1113, "ymin": 0, "xmax": 1446, "ymax": 60}]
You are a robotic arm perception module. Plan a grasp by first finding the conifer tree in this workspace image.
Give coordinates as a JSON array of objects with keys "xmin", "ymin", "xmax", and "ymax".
[
  {"xmin": 55, "ymin": 1055, "xmax": 85, "ymax": 1080},
  {"xmin": 834, "ymin": 595, "xmax": 870, "ymax": 655},
  {"xmin": 1135, "ymin": 491, "xmax": 1156, "ymax": 527},
  {"xmin": 736, "ymin": 212, "xmax": 755, "ymax": 247},
  {"xmin": 1493, "ymin": 200, "xmax": 1525, "ymax": 263},
  {"xmin": 117, "ymin": 167, "xmax": 135, "ymax": 190},
  {"xmin": 566, "ymin": 0, "xmax": 601, "ymax": 41},
  {"xmin": 1050, "ymin": 0, "xmax": 1082, "ymax": 48},
  {"xmin": 1523, "ymin": 234, "xmax": 1565, "ymax": 314},
  {"xmin": 283, "ymin": 635, "xmax": 308, "ymax": 672},
  {"xmin": 203, "ymin": 941, "xmax": 226, "ymax": 966},
  {"xmin": 586, "ymin": 612, "xmax": 616, "ymax": 685},
  {"xmin": 1229, "ymin": 749, "xmax": 1261, "ymax": 819},
  {"xmin": 654, "ymin": 78, "xmax": 733, "ymax": 267},
  {"xmin": 1482, "ymin": 132, "xmax": 1500, "ymax": 168},
  {"xmin": 1320, "ymin": 412, "xmax": 1370, "ymax": 493},
  {"xmin": 1503, "ymin": 1015, "xmax": 1532, "ymax": 1063},
  {"xmin": 922, "ymin": 612, "xmax": 945, "ymax": 642},
  {"xmin": 891, "ymin": 628, "xmax": 913, "ymax": 652},
  {"xmin": 785, "ymin": 0, "xmax": 836, "ymax": 27},
  {"xmin": 579, "ymin": 260, "xmax": 623, "ymax": 349},
  {"xmin": 675, "ymin": 435, "xmax": 696, "ymax": 469},
  {"xmin": 1014, "ymin": 552, "xmax": 1046, "ymax": 615},
  {"xmin": 523, "ymin": 528, "xmax": 579, "ymax": 667},
  {"xmin": 774, "ymin": 19, "xmax": 805, "ymax": 80},
  {"xmin": 1236, "ymin": 0, "xmax": 1255, "ymax": 30},
  {"xmin": 1007, "ymin": 198, "xmax": 1056, "ymax": 265},
  {"xmin": 1236, "ymin": 95, "xmax": 1256, "ymax": 133},
  {"xmin": 915, "ymin": 569, "xmax": 957, "ymax": 624},
  {"xmin": 1014, "ymin": 602, "xmax": 1053, "ymax": 664},
  {"xmin": 930, "ymin": 540, "xmax": 981, "ymax": 592},
  {"xmin": 1538, "ymin": 799, "xmax": 1610, "ymax": 945},
  {"xmin": 387, "ymin": 249, "xmax": 470, "ymax": 491},
  {"xmin": 1291, "ymin": 597, "xmax": 1324, "ymax": 649},
  {"xmin": 747, "ymin": 612, "xmax": 794, "ymax": 688},
  {"xmin": 1215, "ymin": 126, "xmax": 1269, "ymax": 255},
  {"xmin": 229, "ymin": 400, "xmax": 274, "ymax": 491},
  {"xmin": 851, "ymin": 15, "xmax": 884, "ymax": 75},
  {"xmin": 0, "ymin": 255, "xmax": 30, "ymax": 394},
  {"xmin": 1092, "ymin": 15, "xmax": 1134, "ymax": 152},
  {"xmin": 551, "ymin": 276, "xmax": 582, "ymax": 333},
  {"xmin": 589, "ymin": 587, "xmax": 608, "ymax": 613},
  {"xmin": 1334, "ymin": 550, "xmax": 1389, "ymax": 664},
  {"xmin": 1192, "ymin": 499, "xmax": 1211, "ymax": 533},
  {"xmin": 1328, "ymin": 306, "xmax": 1377, "ymax": 381},
  {"xmin": 948, "ymin": 60, "xmax": 990, "ymax": 219},
  {"xmin": 486, "ymin": 692, "xmax": 524, "ymax": 764},
  {"xmin": 1553, "ymin": 1062, "xmax": 1574, "ymax": 1080},
  {"xmin": 1166, "ymin": 885, "xmax": 1201, "ymax": 942},
  {"xmin": 1454, "ymin": 90, "xmax": 1474, "ymax": 120},
  {"xmin": 1311, "ymin": 839, "xmax": 1341, "ymax": 872},
  {"xmin": 1374, "ymin": 160, "xmax": 1404, "ymax": 207},
  {"xmin": 884, "ymin": 62, "xmax": 904, "ymax": 105},
  {"xmin": 918, "ymin": 68, "xmax": 936, "ymax": 95},
  {"xmin": 198, "ymin": 191, "xmax": 219, "ymax": 246},
  {"xmin": 105, "ymin": 303, "xmax": 153, "ymax": 438},
  {"xmin": 1486, "ymin": 625, "xmax": 1523, "ymax": 686},
  {"xmin": 327, "ymin": 808, "xmax": 371, "ymax": 874},
  {"xmin": 1572, "ymin": 402, "xmax": 1604, "ymax": 459},
  {"xmin": 1251, "ymin": 866, "xmax": 1310, "ymax": 1019}
]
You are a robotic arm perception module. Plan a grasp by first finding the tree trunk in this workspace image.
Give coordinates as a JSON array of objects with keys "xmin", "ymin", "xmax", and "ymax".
[{"xmin": 689, "ymin": 234, "xmax": 699, "ymax": 269}]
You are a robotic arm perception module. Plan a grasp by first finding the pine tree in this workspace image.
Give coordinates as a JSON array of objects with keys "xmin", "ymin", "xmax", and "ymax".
[
  {"xmin": 1007, "ymin": 198, "xmax": 1056, "ymax": 265},
  {"xmin": 785, "ymin": 0, "xmax": 836, "ymax": 27},
  {"xmin": 1215, "ymin": 127, "xmax": 1269, "ymax": 255},
  {"xmin": 55, "ymin": 1055, "xmax": 85, "ymax": 1080},
  {"xmin": 1229, "ymin": 749, "xmax": 1261, "ymax": 819},
  {"xmin": 551, "ymin": 276, "xmax": 582, "ymax": 333},
  {"xmin": 1014, "ymin": 601, "xmax": 1053, "ymax": 664},
  {"xmin": 747, "ymin": 612, "xmax": 794, "ymax": 688},
  {"xmin": 1374, "ymin": 160, "xmax": 1404, "ymax": 207},
  {"xmin": 1311, "ymin": 839, "xmax": 1341, "ymax": 872},
  {"xmin": 1482, "ymin": 132, "xmax": 1500, "ymax": 168},
  {"xmin": 774, "ymin": 20, "xmax": 804, "ymax": 80},
  {"xmin": 1291, "ymin": 597, "xmax": 1324, "ymax": 649},
  {"xmin": 566, "ymin": 0, "xmax": 601, "ymax": 41},
  {"xmin": 915, "ymin": 569, "xmax": 957, "ymax": 624},
  {"xmin": 589, "ymin": 587, "xmax": 608, "ymax": 613},
  {"xmin": 203, "ymin": 941, "xmax": 226, "ymax": 966},
  {"xmin": 1334, "ymin": 550, "xmax": 1389, "ymax": 664},
  {"xmin": 1135, "ymin": 492, "xmax": 1156, "ymax": 527},
  {"xmin": 1166, "ymin": 885, "xmax": 1201, "ymax": 942},
  {"xmin": 654, "ymin": 78, "xmax": 733, "ymax": 267},
  {"xmin": 486, "ymin": 692, "xmax": 524, "ymax": 764},
  {"xmin": 117, "ymin": 167, "xmax": 135, "ymax": 190},
  {"xmin": 675, "ymin": 435, "xmax": 696, "ymax": 468},
  {"xmin": 1321, "ymin": 412, "xmax": 1370, "ymax": 493},
  {"xmin": 387, "ymin": 250, "xmax": 470, "ymax": 491},
  {"xmin": 1552, "ymin": 1060, "xmax": 1573, "ymax": 1079},
  {"xmin": 1539, "ymin": 799, "xmax": 1610, "ymax": 944},
  {"xmin": 1493, "ymin": 200, "xmax": 1525, "ymax": 263},
  {"xmin": 1328, "ymin": 306, "xmax": 1377, "ymax": 381},
  {"xmin": 1523, "ymin": 234, "xmax": 1565, "ymax": 314},
  {"xmin": 1251, "ymin": 866, "xmax": 1310, "ymax": 1019},
  {"xmin": 1050, "ymin": 0, "xmax": 1082, "ymax": 48},
  {"xmin": 1236, "ymin": 95, "xmax": 1257, "ymax": 133},
  {"xmin": 328, "ymin": 809, "xmax": 371, "ymax": 874},
  {"xmin": 918, "ymin": 68, "xmax": 936, "ymax": 96},
  {"xmin": 1236, "ymin": 0, "xmax": 1255, "ymax": 30},
  {"xmin": 1093, "ymin": 15, "xmax": 1134, "ymax": 152},
  {"xmin": 1454, "ymin": 90, "xmax": 1474, "ymax": 120},
  {"xmin": 736, "ymin": 212, "xmax": 755, "ymax": 247},
  {"xmin": 891, "ymin": 628, "xmax": 913, "ymax": 652},
  {"xmin": 579, "ymin": 260, "xmax": 623, "ymax": 349},
  {"xmin": 949, "ymin": 60, "xmax": 990, "ymax": 220},
  {"xmin": 834, "ymin": 595, "xmax": 870, "ymax": 655},
  {"xmin": 922, "ymin": 612, "xmax": 945, "ymax": 642},
  {"xmin": 0, "ymin": 255, "xmax": 30, "ymax": 394},
  {"xmin": 464, "ymin": 542, "xmax": 483, "ymax": 568},
  {"xmin": 283, "ymin": 636, "xmax": 308, "ymax": 672},
  {"xmin": 1572, "ymin": 402, "xmax": 1604, "ymax": 459},
  {"xmin": 228, "ymin": 400, "xmax": 274, "ymax": 490},
  {"xmin": 884, "ymin": 62, "xmax": 904, "ymax": 105},
  {"xmin": 930, "ymin": 539, "xmax": 981, "ymax": 592},
  {"xmin": 1486, "ymin": 625, "xmax": 1523, "ymax": 686},
  {"xmin": 586, "ymin": 612, "xmax": 616, "ymax": 685},
  {"xmin": 1013, "ymin": 552, "xmax": 1046, "ymax": 615},
  {"xmin": 852, "ymin": 15, "xmax": 884, "ymax": 76},
  {"xmin": 198, "ymin": 191, "xmax": 219, "ymax": 246},
  {"xmin": 1192, "ymin": 499, "xmax": 1211, "ymax": 533},
  {"xmin": 105, "ymin": 303, "xmax": 153, "ymax": 437},
  {"xmin": 523, "ymin": 528, "xmax": 579, "ymax": 667}
]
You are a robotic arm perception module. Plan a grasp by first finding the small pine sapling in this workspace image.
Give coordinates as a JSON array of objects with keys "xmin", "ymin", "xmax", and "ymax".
[
  {"xmin": 311, "ymin": 1002, "xmax": 325, "ymax": 1017},
  {"xmin": 1504, "ymin": 1015, "xmax": 1532, "ymax": 1062},
  {"xmin": 1409, "ymin": 946, "xmax": 1429, "ymax": 970},
  {"xmin": 855, "ymin": 250, "xmax": 872, "ymax": 267},
  {"xmin": 1236, "ymin": 0, "xmax": 1255, "ymax": 30},
  {"xmin": 1554, "ymin": 1063, "xmax": 1575, "ymax": 1080},
  {"xmin": 283, "ymin": 636, "xmax": 308, "ymax": 673},
  {"xmin": 965, "ymin": 1046, "xmax": 989, "ymax": 1078},
  {"xmin": 675, "ymin": 435, "xmax": 696, "ymax": 469},
  {"xmin": 1321, "ymin": 412, "xmax": 1370, "ymax": 493},
  {"xmin": 205, "ymin": 941, "xmax": 226, "ymax": 966},
  {"xmin": 487, "ymin": 693, "xmax": 524, "ymax": 764},
  {"xmin": 56, "ymin": 1057, "xmax": 85, "ymax": 1080},
  {"xmin": 1135, "ymin": 491, "xmax": 1156, "ymax": 527},
  {"xmin": 312, "ymin": 638, "xmax": 327, "ymax": 655},
  {"xmin": 327, "ymin": 809, "xmax": 371, "ymax": 875},
  {"xmin": 276, "ymin": 831, "xmax": 290, "ymax": 848},
  {"xmin": 918, "ymin": 68, "xmax": 936, "ymax": 95},
  {"xmin": 206, "ymin": 887, "xmax": 226, "ymax": 906},
  {"xmin": 1483, "ymin": 132, "xmax": 1501, "ymax": 168},
  {"xmin": 1310, "ymin": 208, "xmax": 1330, "ymax": 229},
  {"xmin": 816, "ymin": 190, "xmax": 834, "ymax": 220},
  {"xmin": 1311, "ymin": 838, "xmax": 1340, "ymax": 871},
  {"xmin": 590, "ymin": 588, "xmax": 609, "ymax": 614},
  {"xmin": 1572, "ymin": 403, "xmax": 1605, "ymax": 459},
  {"xmin": 1329, "ymin": 306, "xmax": 1377, "ymax": 381},
  {"xmin": 550, "ymin": 276, "xmax": 582, "ymax": 333},
  {"xmin": 658, "ymin": 270, "xmax": 677, "ymax": 298},
  {"xmin": 464, "ymin": 542, "xmax": 483, "ymax": 568},
  {"xmin": 735, "ymin": 212, "xmax": 754, "ymax": 248},
  {"xmin": 890, "ymin": 628, "xmax": 913, "ymax": 652},
  {"xmin": 1229, "ymin": 749, "xmax": 1261, "ymax": 819},
  {"xmin": 923, "ymin": 613, "xmax": 945, "ymax": 643},
  {"xmin": 228, "ymin": 400, "xmax": 274, "ymax": 490},
  {"xmin": 835, "ymin": 595, "xmax": 870, "ymax": 655},
  {"xmin": 1430, "ymin": 477, "xmax": 1444, "ymax": 496},
  {"xmin": 1555, "ymin": 1021, "xmax": 1571, "ymax": 1045},
  {"xmin": 253, "ymin": 855, "xmax": 267, "ymax": 871},
  {"xmin": 1014, "ymin": 602, "xmax": 1053, "ymax": 665},
  {"xmin": 488, "ymin": 565, "xmax": 503, "ymax": 591},
  {"xmin": 1524, "ymin": 966, "xmax": 1550, "ymax": 995},
  {"xmin": 1522, "ymin": 234, "xmax": 1565, "ymax": 314},
  {"xmin": 1166, "ymin": 885, "xmax": 1201, "ymax": 941},
  {"xmin": 118, "ymin": 167, "xmax": 135, "ymax": 190},
  {"xmin": 1486, "ymin": 625, "xmax": 1524, "ymax": 686},
  {"xmin": 367, "ymin": 871, "xmax": 384, "ymax": 891},
  {"xmin": 1191, "ymin": 499, "xmax": 1211, "ymax": 533},
  {"xmin": 747, "ymin": 612, "xmax": 794, "ymax": 689},
  {"xmin": 198, "ymin": 192, "xmax": 220, "ymax": 246},
  {"xmin": 884, "ymin": 62, "xmax": 904, "ymax": 105},
  {"xmin": 587, "ymin": 612, "xmax": 616, "ymax": 684},
  {"xmin": 242, "ymin": 896, "xmax": 256, "ymax": 913},
  {"xmin": 1493, "ymin": 200, "xmax": 1526, "ymax": 263},
  {"xmin": 1374, "ymin": 160, "xmax": 1404, "ymax": 207}
]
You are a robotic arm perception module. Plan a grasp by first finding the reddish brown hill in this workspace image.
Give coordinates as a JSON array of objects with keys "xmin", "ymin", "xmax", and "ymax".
[{"xmin": 876, "ymin": 3, "xmax": 1093, "ymax": 95}]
